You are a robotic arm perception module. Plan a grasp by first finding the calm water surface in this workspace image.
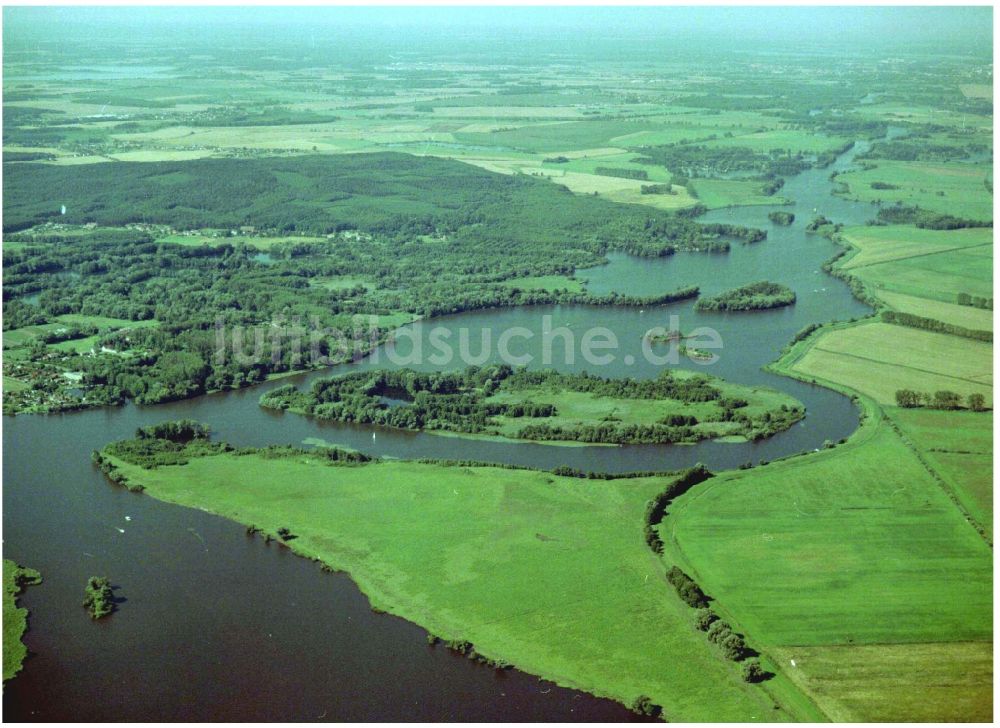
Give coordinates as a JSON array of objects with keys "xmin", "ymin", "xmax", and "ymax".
[{"xmin": 4, "ymin": 138, "xmax": 883, "ymax": 720}]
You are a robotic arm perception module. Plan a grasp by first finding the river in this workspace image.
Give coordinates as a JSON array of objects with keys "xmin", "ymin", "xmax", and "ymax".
[{"xmin": 3, "ymin": 137, "xmax": 885, "ymax": 720}]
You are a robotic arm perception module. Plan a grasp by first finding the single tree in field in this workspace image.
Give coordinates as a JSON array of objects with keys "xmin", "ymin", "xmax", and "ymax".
[
  {"xmin": 967, "ymin": 393, "xmax": 986, "ymax": 411},
  {"xmin": 719, "ymin": 632, "xmax": 748, "ymax": 661},
  {"xmin": 741, "ymin": 659, "xmax": 766, "ymax": 683}
]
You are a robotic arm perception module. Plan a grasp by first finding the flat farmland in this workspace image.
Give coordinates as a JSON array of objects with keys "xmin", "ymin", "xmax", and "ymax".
[
  {"xmin": 790, "ymin": 322, "xmax": 992, "ymax": 405},
  {"xmin": 889, "ymin": 406, "xmax": 993, "ymax": 534},
  {"xmin": 834, "ymin": 160, "xmax": 992, "ymax": 221},
  {"xmin": 663, "ymin": 412, "xmax": 992, "ymax": 721}
]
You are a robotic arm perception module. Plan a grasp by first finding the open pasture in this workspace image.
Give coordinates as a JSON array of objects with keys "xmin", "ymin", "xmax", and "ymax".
[
  {"xmin": 835, "ymin": 160, "xmax": 992, "ymax": 221},
  {"xmin": 663, "ymin": 411, "xmax": 992, "ymax": 721},
  {"xmin": 888, "ymin": 406, "xmax": 993, "ymax": 533},
  {"xmin": 839, "ymin": 224, "xmax": 992, "ymax": 270},
  {"xmin": 689, "ymin": 178, "xmax": 790, "ymax": 208},
  {"xmin": 791, "ymin": 321, "xmax": 992, "ymax": 405}
]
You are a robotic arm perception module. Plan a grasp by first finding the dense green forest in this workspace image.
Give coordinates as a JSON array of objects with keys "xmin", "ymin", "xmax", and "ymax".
[
  {"xmin": 2, "ymin": 153, "xmax": 771, "ymax": 412},
  {"xmin": 2, "ymin": 153, "xmax": 760, "ymax": 252}
]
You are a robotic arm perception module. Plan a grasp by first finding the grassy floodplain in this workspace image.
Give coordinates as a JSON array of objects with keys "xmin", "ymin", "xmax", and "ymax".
[
  {"xmin": 3, "ymin": 560, "xmax": 42, "ymax": 682},
  {"xmin": 103, "ymin": 449, "xmax": 795, "ymax": 721}
]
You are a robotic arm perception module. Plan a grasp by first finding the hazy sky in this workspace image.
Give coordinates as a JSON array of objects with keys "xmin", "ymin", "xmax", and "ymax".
[{"xmin": 4, "ymin": 6, "xmax": 993, "ymax": 58}]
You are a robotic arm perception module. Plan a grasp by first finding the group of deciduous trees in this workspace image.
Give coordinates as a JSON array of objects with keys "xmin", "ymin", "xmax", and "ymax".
[
  {"xmin": 895, "ymin": 389, "xmax": 986, "ymax": 411},
  {"xmin": 694, "ymin": 281, "xmax": 795, "ymax": 312}
]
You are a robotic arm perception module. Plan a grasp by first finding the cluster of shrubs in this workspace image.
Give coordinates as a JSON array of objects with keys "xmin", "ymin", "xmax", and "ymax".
[
  {"xmin": 630, "ymin": 695, "xmax": 662, "ymax": 718},
  {"xmin": 90, "ymin": 450, "xmax": 144, "ymax": 491},
  {"xmin": 99, "ymin": 421, "xmax": 229, "ymax": 470},
  {"xmin": 426, "ymin": 634, "xmax": 511, "ymax": 669},
  {"xmin": 957, "ymin": 293, "xmax": 993, "ymax": 310},
  {"xmin": 805, "ymin": 215, "xmax": 834, "ymax": 232},
  {"xmin": 666, "ymin": 566, "xmax": 708, "ymax": 608},
  {"xmin": 594, "ymin": 166, "xmax": 648, "ymax": 180},
  {"xmin": 640, "ymin": 183, "xmax": 675, "ymax": 195},
  {"xmin": 640, "ymin": 468, "xmax": 768, "ymax": 684},
  {"xmin": 895, "ymin": 389, "xmax": 987, "ymax": 411},
  {"xmin": 875, "ymin": 204, "xmax": 990, "ymax": 230},
  {"xmin": 245, "ymin": 444, "xmax": 372, "ymax": 464}
]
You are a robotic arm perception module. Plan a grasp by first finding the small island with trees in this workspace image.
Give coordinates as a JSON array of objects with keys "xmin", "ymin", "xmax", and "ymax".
[
  {"xmin": 82, "ymin": 576, "xmax": 115, "ymax": 619},
  {"xmin": 767, "ymin": 211, "xmax": 795, "ymax": 225},
  {"xmin": 695, "ymin": 281, "xmax": 796, "ymax": 312}
]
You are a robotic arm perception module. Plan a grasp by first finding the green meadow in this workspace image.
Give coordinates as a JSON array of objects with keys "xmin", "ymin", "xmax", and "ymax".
[
  {"xmin": 835, "ymin": 160, "xmax": 993, "ymax": 221},
  {"xmin": 662, "ymin": 406, "xmax": 992, "ymax": 721},
  {"xmin": 888, "ymin": 406, "xmax": 993, "ymax": 535},
  {"xmin": 838, "ymin": 225, "xmax": 993, "ymax": 304},
  {"xmin": 106, "ymin": 452, "xmax": 790, "ymax": 722},
  {"xmin": 689, "ymin": 178, "xmax": 791, "ymax": 208}
]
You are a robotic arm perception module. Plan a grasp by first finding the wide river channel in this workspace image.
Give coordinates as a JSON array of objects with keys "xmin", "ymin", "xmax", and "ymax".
[{"xmin": 3, "ymin": 137, "xmax": 889, "ymax": 720}]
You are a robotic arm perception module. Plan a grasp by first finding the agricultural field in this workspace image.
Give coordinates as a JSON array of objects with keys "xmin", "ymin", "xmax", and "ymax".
[
  {"xmin": 837, "ymin": 224, "xmax": 993, "ymax": 305},
  {"xmin": 876, "ymin": 290, "xmax": 993, "ymax": 331},
  {"xmin": 789, "ymin": 321, "xmax": 992, "ymax": 406},
  {"xmin": 888, "ymin": 406, "xmax": 993, "ymax": 535},
  {"xmin": 662, "ymin": 410, "xmax": 992, "ymax": 721},
  {"xmin": 834, "ymin": 160, "xmax": 993, "ymax": 221}
]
